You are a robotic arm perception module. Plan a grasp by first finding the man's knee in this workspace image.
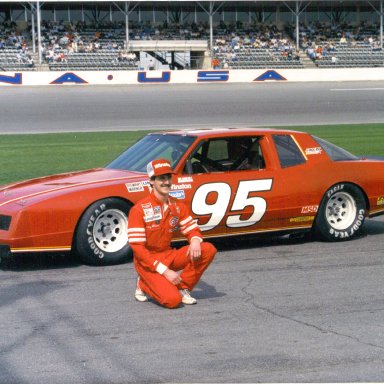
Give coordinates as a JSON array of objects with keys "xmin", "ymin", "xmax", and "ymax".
[
  {"xmin": 161, "ymin": 291, "xmax": 182, "ymax": 309},
  {"xmin": 201, "ymin": 242, "xmax": 217, "ymax": 260}
]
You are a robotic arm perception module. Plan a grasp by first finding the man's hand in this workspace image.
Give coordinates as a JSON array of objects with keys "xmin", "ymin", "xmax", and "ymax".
[
  {"xmin": 163, "ymin": 268, "xmax": 182, "ymax": 285},
  {"xmin": 187, "ymin": 238, "xmax": 202, "ymax": 262}
]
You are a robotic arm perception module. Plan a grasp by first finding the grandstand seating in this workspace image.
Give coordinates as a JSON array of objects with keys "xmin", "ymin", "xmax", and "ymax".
[
  {"xmin": 0, "ymin": 49, "xmax": 36, "ymax": 71},
  {"xmin": 48, "ymin": 51, "xmax": 138, "ymax": 71},
  {"xmin": 1, "ymin": 18, "xmax": 383, "ymax": 71},
  {"xmin": 315, "ymin": 44, "xmax": 384, "ymax": 68},
  {"xmin": 214, "ymin": 47, "xmax": 304, "ymax": 69}
]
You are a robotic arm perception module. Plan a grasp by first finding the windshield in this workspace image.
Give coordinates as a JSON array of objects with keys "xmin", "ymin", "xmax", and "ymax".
[
  {"xmin": 312, "ymin": 135, "xmax": 359, "ymax": 161},
  {"xmin": 106, "ymin": 133, "xmax": 196, "ymax": 172}
]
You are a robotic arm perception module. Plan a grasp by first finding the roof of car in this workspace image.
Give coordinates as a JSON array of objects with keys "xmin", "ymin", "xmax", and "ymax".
[{"xmin": 151, "ymin": 127, "xmax": 303, "ymax": 137}]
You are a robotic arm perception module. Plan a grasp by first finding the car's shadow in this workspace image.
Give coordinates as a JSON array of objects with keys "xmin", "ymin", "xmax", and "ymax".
[
  {"xmin": 197, "ymin": 217, "xmax": 384, "ymax": 254},
  {"xmin": 2, "ymin": 218, "xmax": 383, "ymax": 272},
  {"xmin": 1, "ymin": 252, "xmax": 83, "ymax": 272}
]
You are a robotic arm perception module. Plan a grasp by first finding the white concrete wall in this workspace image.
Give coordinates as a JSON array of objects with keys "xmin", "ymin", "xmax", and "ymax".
[{"xmin": 1, "ymin": 68, "xmax": 384, "ymax": 86}]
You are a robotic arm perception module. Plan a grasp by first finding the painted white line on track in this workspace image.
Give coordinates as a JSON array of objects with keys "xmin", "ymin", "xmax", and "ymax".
[{"xmin": 331, "ymin": 88, "xmax": 384, "ymax": 91}]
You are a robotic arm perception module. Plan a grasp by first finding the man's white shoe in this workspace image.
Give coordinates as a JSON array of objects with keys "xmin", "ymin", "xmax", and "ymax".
[
  {"xmin": 135, "ymin": 287, "xmax": 149, "ymax": 302},
  {"xmin": 179, "ymin": 289, "xmax": 197, "ymax": 305},
  {"xmin": 135, "ymin": 277, "xmax": 148, "ymax": 302}
]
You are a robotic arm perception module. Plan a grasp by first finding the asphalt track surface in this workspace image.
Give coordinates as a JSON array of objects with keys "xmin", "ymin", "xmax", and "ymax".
[
  {"xmin": 1, "ymin": 82, "xmax": 384, "ymax": 383},
  {"xmin": 1, "ymin": 81, "xmax": 384, "ymax": 133}
]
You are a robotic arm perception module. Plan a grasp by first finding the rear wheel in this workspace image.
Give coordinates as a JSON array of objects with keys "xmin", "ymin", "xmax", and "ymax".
[
  {"xmin": 75, "ymin": 198, "xmax": 132, "ymax": 265},
  {"xmin": 314, "ymin": 183, "xmax": 366, "ymax": 241}
]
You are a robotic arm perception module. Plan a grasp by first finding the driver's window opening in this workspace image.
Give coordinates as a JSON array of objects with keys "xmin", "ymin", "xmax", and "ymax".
[{"xmin": 185, "ymin": 136, "xmax": 265, "ymax": 174}]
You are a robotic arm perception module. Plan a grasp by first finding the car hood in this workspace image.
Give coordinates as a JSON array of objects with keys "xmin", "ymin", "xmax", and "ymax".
[{"xmin": 0, "ymin": 168, "xmax": 146, "ymax": 207}]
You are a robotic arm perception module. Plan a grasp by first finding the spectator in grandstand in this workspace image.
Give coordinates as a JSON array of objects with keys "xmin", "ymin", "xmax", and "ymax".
[
  {"xmin": 331, "ymin": 55, "xmax": 339, "ymax": 64},
  {"xmin": 127, "ymin": 52, "xmax": 137, "ymax": 61},
  {"xmin": 339, "ymin": 35, "xmax": 347, "ymax": 45},
  {"xmin": 26, "ymin": 55, "xmax": 34, "ymax": 68},
  {"xmin": 211, "ymin": 57, "xmax": 220, "ymax": 69},
  {"xmin": 372, "ymin": 41, "xmax": 382, "ymax": 51},
  {"xmin": 306, "ymin": 46, "xmax": 316, "ymax": 61},
  {"xmin": 16, "ymin": 51, "xmax": 23, "ymax": 63},
  {"xmin": 117, "ymin": 50, "xmax": 125, "ymax": 62},
  {"xmin": 58, "ymin": 52, "xmax": 67, "ymax": 63}
]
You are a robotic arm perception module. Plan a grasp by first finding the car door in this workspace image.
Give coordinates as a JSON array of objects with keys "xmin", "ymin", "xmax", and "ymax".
[
  {"xmin": 173, "ymin": 135, "xmax": 317, "ymax": 237},
  {"xmin": 174, "ymin": 135, "xmax": 283, "ymax": 238}
]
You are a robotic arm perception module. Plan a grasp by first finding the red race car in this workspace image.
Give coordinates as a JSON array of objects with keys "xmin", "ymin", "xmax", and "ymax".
[{"xmin": 1, "ymin": 128, "xmax": 383, "ymax": 265}]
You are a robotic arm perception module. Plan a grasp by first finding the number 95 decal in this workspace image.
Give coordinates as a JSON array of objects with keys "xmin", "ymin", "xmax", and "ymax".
[{"xmin": 191, "ymin": 179, "xmax": 273, "ymax": 231}]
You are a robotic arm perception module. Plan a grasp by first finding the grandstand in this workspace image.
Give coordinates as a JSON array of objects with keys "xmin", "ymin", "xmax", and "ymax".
[{"xmin": 0, "ymin": 1, "xmax": 383, "ymax": 71}]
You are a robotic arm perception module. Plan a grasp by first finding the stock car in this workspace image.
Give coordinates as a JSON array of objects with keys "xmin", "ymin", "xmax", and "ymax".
[{"xmin": 1, "ymin": 128, "xmax": 383, "ymax": 265}]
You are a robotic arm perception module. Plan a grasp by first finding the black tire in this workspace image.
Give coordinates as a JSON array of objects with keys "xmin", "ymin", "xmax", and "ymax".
[
  {"xmin": 75, "ymin": 198, "xmax": 132, "ymax": 265},
  {"xmin": 314, "ymin": 183, "xmax": 366, "ymax": 241}
]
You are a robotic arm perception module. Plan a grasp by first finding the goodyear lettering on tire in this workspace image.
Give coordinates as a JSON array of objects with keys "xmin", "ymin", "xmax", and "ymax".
[{"xmin": 86, "ymin": 203, "xmax": 106, "ymax": 259}]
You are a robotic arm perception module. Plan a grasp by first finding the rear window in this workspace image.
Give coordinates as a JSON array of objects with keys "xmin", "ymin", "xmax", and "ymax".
[
  {"xmin": 273, "ymin": 134, "xmax": 306, "ymax": 168},
  {"xmin": 312, "ymin": 136, "xmax": 359, "ymax": 161}
]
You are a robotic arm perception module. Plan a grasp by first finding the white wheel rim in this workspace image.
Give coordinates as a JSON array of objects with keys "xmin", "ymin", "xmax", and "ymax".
[
  {"xmin": 325, "ymin": 192, "xmax": 357, "ymax": 230},
  {"xmin": 92, "ymin": 209, "xmax": 128, "ymax": 253}
]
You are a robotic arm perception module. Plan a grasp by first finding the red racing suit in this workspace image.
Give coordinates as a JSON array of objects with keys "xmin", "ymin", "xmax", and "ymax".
[{"xmin": 128, "ymin": 191, "xmax": 216, "ymax": 308}]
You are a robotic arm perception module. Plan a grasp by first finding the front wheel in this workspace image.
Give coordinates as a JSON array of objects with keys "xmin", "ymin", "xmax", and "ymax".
[
  {"xmin": 314, "ymin": 183, "xmax": 366, "ymax": 241},
  {"xmin": 75, "ymin": 198, "xmax": 132, "ymax": 265}
]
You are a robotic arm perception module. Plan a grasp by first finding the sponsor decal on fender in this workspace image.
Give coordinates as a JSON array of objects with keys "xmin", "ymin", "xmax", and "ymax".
[
  {"xmin": 301, "ymin": 205, "xmax": 318, "ymax": 213},
  {"xmin": 305, "ymin": 147, "xmax": 322, "ymax": 155},
  {"xmin": 126, "ymin": 182, "xmax": 144, "ymax": 192},
  {"xmin": 169, "ymin": 190, "xmax": 186, "ymax": 199},
  {"xmin": 178, "ymin": 176, "xmax": 193, "ymax": 183},
  {"xmin": 377, "ymin": 196, "xmax": 384, "ymax": 206},
  {"xmin": 171, "ymin": 184, "xmax": 192, "ymax": 190},
  {"xmin": 290, "ymin": 216, "xmax": 315, "ymax": 223}
]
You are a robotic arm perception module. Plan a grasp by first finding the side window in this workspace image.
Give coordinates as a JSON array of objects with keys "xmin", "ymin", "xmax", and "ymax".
[
  {"xmin": 184, "ymin": 136, "xmax": 265, "ymax": 174},
  {"xmin": 184, "ymin": 139, "xmax": 228, "ymax": 174},
  {"xmin": 272, "ymin": 134, "xmax": 306, "ymax": 168},
  {"xmin": 206, "ymin": 139, "xmax": 230, "ymax": 162}
]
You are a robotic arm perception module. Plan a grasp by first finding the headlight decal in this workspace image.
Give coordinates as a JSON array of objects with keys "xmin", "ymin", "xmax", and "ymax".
[{"xmin": 0, "ymin": 215, "xmax": 11, "ymax": 231}]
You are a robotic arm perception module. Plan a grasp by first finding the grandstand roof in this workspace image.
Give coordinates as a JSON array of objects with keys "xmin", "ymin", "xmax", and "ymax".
[{"xmin": 0, "ymin": 0, "xmax": 382, "ymax": 4}]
